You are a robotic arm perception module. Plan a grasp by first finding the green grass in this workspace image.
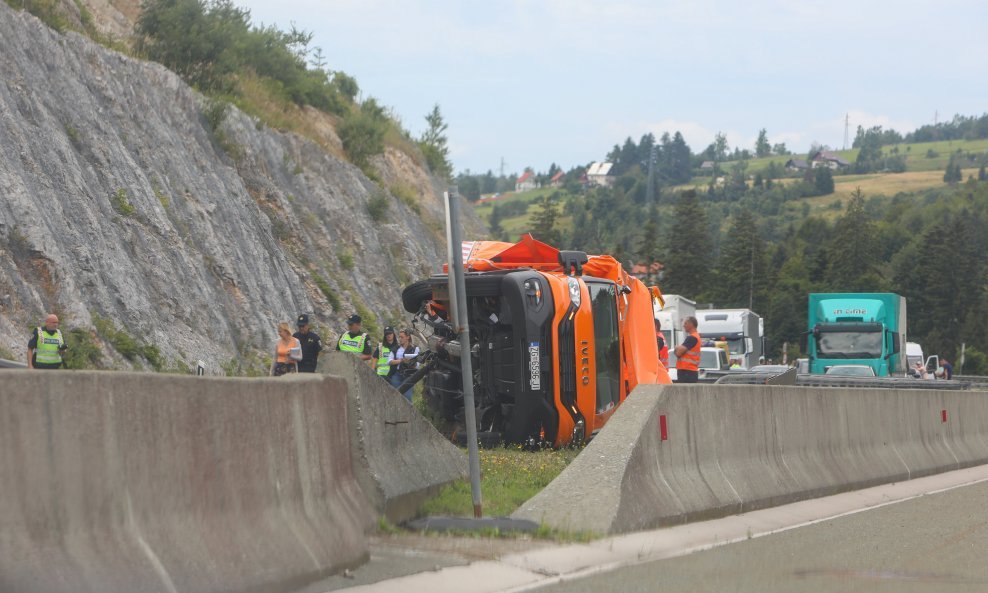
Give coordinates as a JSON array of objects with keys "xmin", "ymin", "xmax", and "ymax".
[{"xmin": 417, "ymin": 446, "xmax": 582, "ymax": 518}]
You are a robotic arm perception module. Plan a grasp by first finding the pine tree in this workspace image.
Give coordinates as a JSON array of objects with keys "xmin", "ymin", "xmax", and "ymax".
[
  {"xmin": 488, "ymin": 205, "xmax": 504, "ymax": 241},
  {"xmin": 528, "ymin": 194, "xmax": 562, "ymax": 246},
  {"xmin": 712, "ymin": 210, "xmax": 770, "ymax": 310},
  {"xmin": 420, "ymin": 104, "xmax": 452, "ymax": 180},
  {"xmin": 824, "ymin": 189, "xmax": 885, "ymax": 291},
  {"xmin": 661, "ymin": 190, "xmax": 713, "ymax": 298}
]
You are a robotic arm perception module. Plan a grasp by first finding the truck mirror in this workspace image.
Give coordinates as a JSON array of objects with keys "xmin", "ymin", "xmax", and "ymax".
[
  {"xmin": 745, "ymin": 338, "xmax": 753, "ymax": 353},
  {"xmin": 891, "ymin": 332, "xmax": 901, "ymax": 355},
  {"xmin": 800, "ymin": 331, "xmax": 810, "ymax": 353}
]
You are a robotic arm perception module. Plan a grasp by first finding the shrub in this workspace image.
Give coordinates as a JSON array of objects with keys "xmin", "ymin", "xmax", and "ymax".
[
  {"xmin": 338, "ymin": 110, "xmax": 386, "ymax": 169},
  {"xmin": 110, "ymin": 188, "xmax": 135, "ymax": 216},
  {"xmin": 367, "ymin": 190, "xmax": 389, "ymax": 221},
  {"xmin": 312, "ymin": 273, "xmax": 342, "ymax": 311},
  {"xmin": 338, "ymin": 249, "xmax": 355, "ymax": 270}
]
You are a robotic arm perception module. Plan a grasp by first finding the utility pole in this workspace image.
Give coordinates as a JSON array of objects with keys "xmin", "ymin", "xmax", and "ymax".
[
  {"xmin": 843, "ymin": 113, "xmax": 849, "ymax": 150},
  {"xmin": 499, "ymin": 157, "xmax": 506, "ymax": 179},
  {"xmin": 444, "ymin": 188, "xmax": 483, "ymax": 518}
]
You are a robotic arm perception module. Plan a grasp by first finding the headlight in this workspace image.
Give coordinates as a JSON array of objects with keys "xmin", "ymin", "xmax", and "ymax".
[{"xmin": 567, "ymin": 277, "xmax": 581, "ymax": 308}]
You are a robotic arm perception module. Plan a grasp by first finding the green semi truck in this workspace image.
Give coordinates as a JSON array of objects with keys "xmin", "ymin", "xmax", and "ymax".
[{"xmin": 806, "ymin": 293, "xmax": 907, "ymax": 376}]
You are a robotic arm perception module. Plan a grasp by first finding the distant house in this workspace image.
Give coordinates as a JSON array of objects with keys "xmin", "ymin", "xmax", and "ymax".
[
  {"xmin": 515, "ymin": 171, "xmax": 538, "ymax": 192},
  {"xmin": 700, "ymin": 161, "xmax": 715, "ymax": 171},
  {"xmin": 586, "ymin": 162, "xmax": 615, "ymax": 187},
  {"xmin": 785, "ymin": 159, "xmax": 810, "ymax": 171},
  {"xmin": 810, "ymin": 150, "xmax": 850, "ymax": 169},
  {"xmin": 549, "ymin": 170, "xmax": 565, "ymax": 188}
]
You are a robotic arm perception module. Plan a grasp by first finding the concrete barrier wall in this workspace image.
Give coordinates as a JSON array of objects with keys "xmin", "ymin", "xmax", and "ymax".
[
  {"xmin": 514, "ymin": 384, "xmax": 988, "ymax": 534},
  {"xmin": 323, "ymin": 352, "xmax": 468, "ymax": 523},
  {"xmin": 0, "ymin": 371, "xmax": 373, "ymax": 593}
]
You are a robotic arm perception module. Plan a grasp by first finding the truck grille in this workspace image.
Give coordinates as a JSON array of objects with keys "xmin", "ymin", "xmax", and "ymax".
[{"xmin": 557, "ymin": 310, "xmax": 577, "ymax": 408}]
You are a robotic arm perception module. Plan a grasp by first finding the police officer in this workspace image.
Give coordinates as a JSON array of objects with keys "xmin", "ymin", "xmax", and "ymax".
[
  {"xmin": 28, "ymin": 313, "xmax": 67, "ymax": 370},
  {"xmin": 336, "ymin": 314, "xmax": 373, "ymax": 361},
  {"xmin": 292, "ymin": 313, "xmax": 323, "ymax": 373},
  {"xmin": 674, "ymin": 316, "xmax": 701, "ymax": 383}
]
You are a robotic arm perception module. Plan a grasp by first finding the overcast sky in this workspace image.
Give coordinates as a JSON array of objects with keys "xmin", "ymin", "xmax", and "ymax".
[{"xmin": 237, "ymin": 0, "xmax": 986, "ymax": 176}]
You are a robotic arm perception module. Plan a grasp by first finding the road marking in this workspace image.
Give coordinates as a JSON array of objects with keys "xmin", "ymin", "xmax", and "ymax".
[{"xmin": 332, "ymin": 463, "xmax": 988, "ymax": 593}]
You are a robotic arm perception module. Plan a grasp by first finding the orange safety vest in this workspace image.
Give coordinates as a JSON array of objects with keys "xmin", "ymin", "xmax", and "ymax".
[
  {"xmin": 676, "ymin": 330, "xmax": 701, "ymax": 372},
  {"xmin": 657, "ymin": 332, "xmax": 669, "ymax": 368}
]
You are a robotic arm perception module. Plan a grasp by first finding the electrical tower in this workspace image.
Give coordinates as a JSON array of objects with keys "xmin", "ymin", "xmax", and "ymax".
[
  {"xmin": 843, "ymin": 113, "xmax": 849, "ymax": 150},
  {"xmin": 499, "ymin": 157, "xmax": 506, "ymax": 178}
]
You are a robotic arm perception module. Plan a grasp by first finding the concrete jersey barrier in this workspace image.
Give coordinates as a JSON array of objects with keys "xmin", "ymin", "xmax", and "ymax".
[
  {"xmin": 323, "ymin": 352, "xmax": 468, "ymax": 523},
  {"xmin": 514, "ymin": 384, "xmax": 988, "ymax": 535},
  {"xmin": 0, "ymin": 370, "xmax": 374, "ymax": 593}
]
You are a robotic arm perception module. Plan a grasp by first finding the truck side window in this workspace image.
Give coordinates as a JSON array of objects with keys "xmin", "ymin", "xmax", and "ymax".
[{"xmin": 587, "ymin": 281, "xmax": 620, "ymax": 413}]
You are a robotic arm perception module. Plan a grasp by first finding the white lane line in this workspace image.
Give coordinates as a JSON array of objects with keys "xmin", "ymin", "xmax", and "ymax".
[{"xmin": 333, "ymin": 463, "xmax": 988, "ymax": 593}]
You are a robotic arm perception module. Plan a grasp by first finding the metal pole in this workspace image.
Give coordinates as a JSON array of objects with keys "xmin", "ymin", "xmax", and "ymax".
[{"xmin": 445, "ymin": 188, "xmax": 483, "ymax": 518}]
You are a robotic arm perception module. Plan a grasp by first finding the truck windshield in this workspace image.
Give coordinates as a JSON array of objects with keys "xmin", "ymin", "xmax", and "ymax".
[
  {"xmin": 700, "ymin": 349, "xmax": 724, "ymax": 370},
  {"xmin": 587, "ymin": 281, "xmax": 620, "ymax": 413},
  {"xmin": 815, "ymin": 331, "xmax": 883, "ymax": 358}
]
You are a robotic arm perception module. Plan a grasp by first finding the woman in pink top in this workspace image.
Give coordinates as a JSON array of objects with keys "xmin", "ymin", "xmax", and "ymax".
[{"xmin": 270, "ymin": 322, "xmax": 302, "ymax": 376}]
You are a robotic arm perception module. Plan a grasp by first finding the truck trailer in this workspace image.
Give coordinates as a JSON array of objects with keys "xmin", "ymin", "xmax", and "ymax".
[
  {"xmin": 653, "ymin": 294, "xmax": 696, "ymax": 372},
  {"xmin": 697, "ymin": 308, "xmax": 765, "ymax": 369},
  {"xmin": 805, "ymin": 293, "xmax": 907, "ymax": 376}
]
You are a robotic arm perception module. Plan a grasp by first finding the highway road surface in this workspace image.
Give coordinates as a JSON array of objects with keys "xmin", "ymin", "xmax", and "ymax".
[
  {"xmin": 321, "ymin": 465, "xmax": 988, "ymax": 593},
  {"xmin": 533, "ymin": 477, "xmax": 988, "ymax": 593}
]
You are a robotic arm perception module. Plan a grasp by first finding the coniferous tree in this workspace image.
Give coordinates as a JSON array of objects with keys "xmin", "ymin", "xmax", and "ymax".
[
  {"xmin": 824, "ymin": 189, "xmax": 885, "ymax": 291},
  {"xmin": 528, "ymin": 193, "xmax": 562, "ymax": 246},
  {"xmin": 712, "ymin": 210, "xmax": 770, "ymax": 310},
  {"xmin": 661, "ymin": 190, "xmax": 713, "ymax": 298}
]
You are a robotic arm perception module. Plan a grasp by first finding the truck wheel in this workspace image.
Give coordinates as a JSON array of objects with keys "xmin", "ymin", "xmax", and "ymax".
[{"xmin": 401, "ymin": 280, "xmax": 434, "ymax": 313}]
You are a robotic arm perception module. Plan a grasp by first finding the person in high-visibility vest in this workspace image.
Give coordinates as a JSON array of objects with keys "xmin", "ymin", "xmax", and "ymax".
[
  {"xmin": 674, "ymin": 316, "xmax": 701, "ymax": 383},
  {"xmin": 28, "ymin": 313, "xmax": 66, "ymax": 370},
  {"xmin": 373, "ymin": 327, "xmax": 401, "ymax": 388},
  {"xmin": 336, "ymin": 314, "xmax": 373, "ymax": 361},
  {"xmin": 654, "ymin": 318, "xmax": 669, "ymax": 368}
]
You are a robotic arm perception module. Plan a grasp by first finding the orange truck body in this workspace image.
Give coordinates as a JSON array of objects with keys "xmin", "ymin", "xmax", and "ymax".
[{"xmin": 404, "ymin": 234, "xmax": 671, "ymax": 446}]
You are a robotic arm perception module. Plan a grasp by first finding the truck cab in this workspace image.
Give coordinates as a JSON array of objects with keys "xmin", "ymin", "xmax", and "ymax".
[{"xmin": 806, "ymin": 293, "xmax": 906, "ymax": 377}]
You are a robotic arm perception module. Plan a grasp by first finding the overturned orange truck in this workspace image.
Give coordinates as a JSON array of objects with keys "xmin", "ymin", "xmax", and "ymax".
[{"xmin": 400, "ymin": 234, "xmax": 671, "ymax": 447}]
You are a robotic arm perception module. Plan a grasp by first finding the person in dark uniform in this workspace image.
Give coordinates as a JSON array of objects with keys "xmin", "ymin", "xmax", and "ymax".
[
  {"xmin": 336, "ymin": 314, "xmax": 373, "ymax": 361},
  {"xmin": 292, "ymin": 313, "xmax": 323, "ymax": 373},
  {"xmin": 27, "ymin": 313, "xmax": 67, "ymax": 370}
]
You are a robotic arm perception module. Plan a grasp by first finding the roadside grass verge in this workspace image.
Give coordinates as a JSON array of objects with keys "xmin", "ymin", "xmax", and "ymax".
[{"xmin": 417, "ymin": 446, "xmax": 581, "ymax": 519}]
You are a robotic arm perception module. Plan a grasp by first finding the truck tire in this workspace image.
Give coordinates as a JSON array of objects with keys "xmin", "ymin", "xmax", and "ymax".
[{"xmin": 401, "ymin": 280, "xmax": 434, "ymax": 313}]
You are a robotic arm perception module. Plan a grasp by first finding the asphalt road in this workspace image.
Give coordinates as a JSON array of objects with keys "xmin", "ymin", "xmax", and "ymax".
[{"xmin": 533, "ymin": 479, "xmax": 988, "ymax": 593}]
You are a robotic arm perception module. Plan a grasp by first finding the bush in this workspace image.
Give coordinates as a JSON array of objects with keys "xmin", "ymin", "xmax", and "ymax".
[
  {"xmin": 313, "ymin": 273, "xmax": 342, "ymax": 311},
  {"xmin": 338, "ymin": 110, "xmax": 386, "ymax": 169},
  {"xmin": 367, "ymin": 190, "xmax": 389, "ymax": 222},
  {"xmin": 62, "ymin": 327, "xmax": 103, "ymax": 369},
  {"xmin": 338, "ymin": 249, "xmax": 354, "ymax": 270},
  {"xmin": 110, "ymin": 188, "xmax": 135, "ymax": 216}
]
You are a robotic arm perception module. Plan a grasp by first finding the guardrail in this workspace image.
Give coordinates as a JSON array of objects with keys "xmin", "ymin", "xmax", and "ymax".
[
  {"xmin": 715, "ymin": 371, "xmax": 976, "ymax": 390},
  {"xmin": 0, "ymin": 358, "xmax": 27, "ymax": 369}
]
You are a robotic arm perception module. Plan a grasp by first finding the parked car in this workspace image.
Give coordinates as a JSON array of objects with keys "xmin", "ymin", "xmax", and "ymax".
[{"xmin": 824, "ymin": 365, "xmax": 877, "ymax": 377}]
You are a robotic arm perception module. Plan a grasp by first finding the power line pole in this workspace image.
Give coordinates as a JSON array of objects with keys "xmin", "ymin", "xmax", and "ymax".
[
  {"xmin": 843, "ymin": 113, "xmax": 849, "ymax": 150},
  {"xmin": 499, "ymin": 157, "xmax": 506, "ymax": 178}
]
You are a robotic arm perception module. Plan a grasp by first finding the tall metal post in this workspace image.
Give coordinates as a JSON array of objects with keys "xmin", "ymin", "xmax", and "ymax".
[{"xmin": 444, "ymin": 188, "xmax": 483, "ymax": 517}]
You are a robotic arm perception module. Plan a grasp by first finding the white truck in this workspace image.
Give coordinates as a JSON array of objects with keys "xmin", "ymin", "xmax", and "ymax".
[
  {"xmin": 654, "ymin": 294, "xmax": 696, "ymax": 381},
  {"xmin": 696, "ymin": 308, "xmax": 765, "ymax": 370},
  {"xmin": 905, "ymin": 342, "xmax": 942, "ymax": 378}
]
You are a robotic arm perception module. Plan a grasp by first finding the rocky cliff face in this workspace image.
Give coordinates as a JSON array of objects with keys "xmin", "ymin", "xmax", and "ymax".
[{"xmin": 0, "ymin": 3, "xmax": 480, "ymax": 372}]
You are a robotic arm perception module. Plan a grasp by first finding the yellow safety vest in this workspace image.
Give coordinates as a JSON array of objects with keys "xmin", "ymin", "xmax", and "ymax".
[
  {"xmin": 377, "ymin": 345, "xmax": 393, "ymax": 376},
  {"xmin": 35, "ymin": 327, "xmax": 64, "ymax": 365},
  {"xmin": 338, "ymin": 332, "xmax": 367, "ymax": 354}
]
